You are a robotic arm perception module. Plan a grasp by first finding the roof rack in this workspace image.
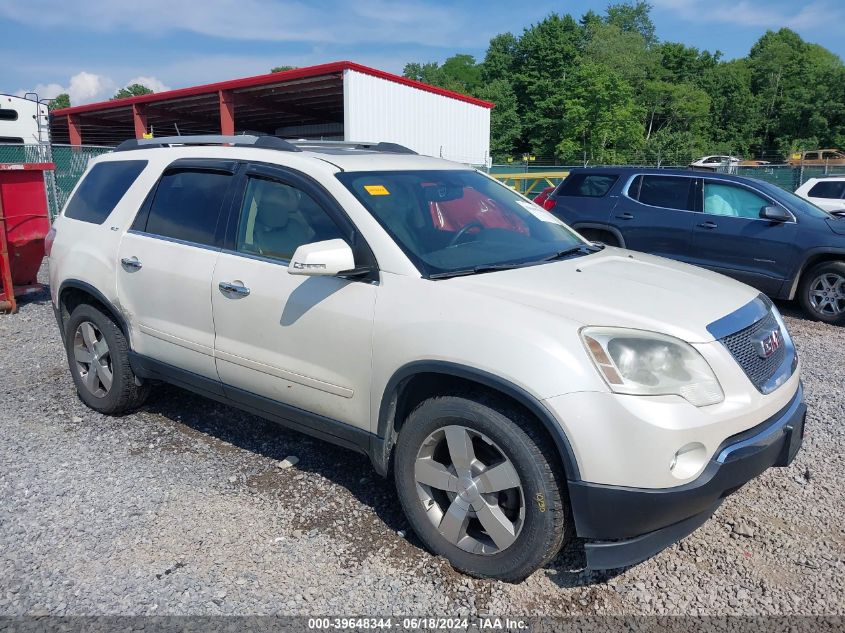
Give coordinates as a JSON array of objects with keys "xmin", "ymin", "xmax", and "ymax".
[
  {"xmin": 114, "ymin": 135, "xmax": 300, "ymax": 152},
  {"xmin": 288, "ymin": 140, "xmax": 417, "ymax": 154}
]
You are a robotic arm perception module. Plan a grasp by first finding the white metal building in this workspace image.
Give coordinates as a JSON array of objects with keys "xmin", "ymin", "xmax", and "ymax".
[{"xmin": 51, "ymin": 62, "xmax": 493, "ymax": 166}]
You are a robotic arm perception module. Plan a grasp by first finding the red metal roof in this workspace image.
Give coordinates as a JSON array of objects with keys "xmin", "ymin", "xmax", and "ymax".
[{"xmin": 51, "ymin": 61, "xmax": 494, "ymax": 117}]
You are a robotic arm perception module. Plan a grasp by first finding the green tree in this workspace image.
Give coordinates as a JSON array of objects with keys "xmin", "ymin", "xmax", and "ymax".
[
  {"xmin": 112, "ymin": 83, "xmax": 153, "ymax": 100},
  {"xmin": 49, "ymin": 93, "xmax": 70, "ymax": 111},
  {"xmin": 270, "ymin": 65, "xmax": 298, "ymax": 73},
  {"xmin": 475, "ymin": 79, "xmax": 521, "ymax": 159},
  {"xmin": 605, "ymin": 1, "xmax": 656, "ymax": 47}
]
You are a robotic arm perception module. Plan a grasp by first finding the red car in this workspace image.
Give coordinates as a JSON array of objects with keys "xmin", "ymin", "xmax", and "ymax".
[{"xmin": 533, "ymin": 186, "xmax": 556, "ymax": 210}]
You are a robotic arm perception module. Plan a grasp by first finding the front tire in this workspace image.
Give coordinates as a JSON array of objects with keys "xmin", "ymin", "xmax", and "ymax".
[
  {"xmin": 64, "ymin": 303, "xmax": 150, "ymax": 414},
  {"xmin": 798, "ymin": 261, "xmax": 845, "ymax": 325},
  {"xmin": 393, "ymin": 395, "xmax": 570, "ymax": 582}
]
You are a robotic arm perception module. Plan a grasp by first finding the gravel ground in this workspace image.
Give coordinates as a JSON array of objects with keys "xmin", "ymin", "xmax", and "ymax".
[{"xmin": 1, "ymin": 267, "xmax": 843, "ymax": 617}]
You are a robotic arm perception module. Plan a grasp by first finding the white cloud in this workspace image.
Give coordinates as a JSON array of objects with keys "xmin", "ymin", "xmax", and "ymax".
[
  {"xmin": 0, "ymin": 0, "xmax": 487, "ymax": 48},
  {"xmin": 16, "ymin": 71, "xmax": 171, "ymax": 106},
  {"xmin": 124, "ymin": 76, "xmax": 171, "ymax": 93},
  {"xmin": 651, "ymin": 0, "xmax": 842, "ymax": 30}
]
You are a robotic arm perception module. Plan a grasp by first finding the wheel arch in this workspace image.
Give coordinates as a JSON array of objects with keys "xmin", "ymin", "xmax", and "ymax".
[
  {"xmin": 786, "ymin": 249, "xmax": 845, "ymax": 300},
  {"xmin": 371, "ymin": 361, "xmax": 580, "ymax": 482},
  {"xmin": 570, "ymin": 223, "xmax": 625, "ymax": 248},
  {"xmin": 57, "ymin": 280, "xmax": 130, "ymax": 345}
]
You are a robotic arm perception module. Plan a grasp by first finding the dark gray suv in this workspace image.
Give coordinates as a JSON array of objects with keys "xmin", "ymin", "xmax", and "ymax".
[{"xmin": 549, "ymin": 168, "xmax": 845, "ymax": 325}]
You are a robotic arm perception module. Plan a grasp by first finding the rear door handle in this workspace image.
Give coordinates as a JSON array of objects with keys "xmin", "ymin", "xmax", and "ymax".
[
  {"xmin": 697, "ymin": 221, "xmax": 718, "ymax": 229},
  {"xmin": 615, "ymin": 212, "xmax": 635, "ymax": 220},
  {"xmin": 218, "ymin": 280, "xmax": 250, "ymax": 297},
  {"xmin": 120, "ymin": 256, "xmax": 142, "ymax": 270}
]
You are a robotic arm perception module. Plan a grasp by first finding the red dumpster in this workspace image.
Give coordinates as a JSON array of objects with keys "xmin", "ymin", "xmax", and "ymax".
[{"xmin": 0, "ymin": 162, "xmax": 55, "ymax": 313}]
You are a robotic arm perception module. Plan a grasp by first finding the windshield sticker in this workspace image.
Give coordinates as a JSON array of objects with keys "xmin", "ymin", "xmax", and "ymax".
[
  {"xmin": 516, "ymin": 200, "xmax": 565, "ymax": 225},
  {"xmin": 364, "ymin": 184, "xmax": 390, "ymax": 196}
]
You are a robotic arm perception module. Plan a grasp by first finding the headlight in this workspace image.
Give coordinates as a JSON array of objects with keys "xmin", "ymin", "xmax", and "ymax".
[{"xmin": 581, "ymin": 327, "xmax": 724, "ymax": 407}]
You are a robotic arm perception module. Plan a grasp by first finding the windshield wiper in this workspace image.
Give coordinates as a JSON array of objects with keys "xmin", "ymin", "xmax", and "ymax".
[
  {"xmin": 429, "ymin": 262, "xmax": 528, "ymax": 280},
  {"xmin": 429, "ymin": 243, "xmax": 602, "ymax": 280},
  {"xmin": 539, "ymin": 242, "xmax": 603, "ymax": 262}
]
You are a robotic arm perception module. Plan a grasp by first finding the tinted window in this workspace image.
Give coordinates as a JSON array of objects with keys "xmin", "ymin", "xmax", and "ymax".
[
  {"xmin": 64, "ymin": 160, "xmax": 147, "ymax": 224},
  {"xmin": 634, "ymin": 175, "xmax": 695, "ymax": 211},
  {"xmin": 237, "ymin": 177, "xmax": 344, "ymax": 261},
  {"xmin": 804, "ymin": 152, "xmax": 818, "ymax": 160},
  {"xmin": 0, "ymin": 109, "xmax": 18, "ymax": 121},
  {"xmin": 0, "ymin": 137, "xmax": 23, "ymax": 144},
  {"xmin": 808, "ymin": 181, "xmax": 845, "ymax": 199},
  {"xmin": 144, "ymin": 169, "xmax": 232, "ymax": 246},
  {"xmin": 703, "ymin": 182, "xmax": 768, "ymax": 219},
  {"xmin": 557, "ymin": 174, "xmax": 618, "ymax": 197}
]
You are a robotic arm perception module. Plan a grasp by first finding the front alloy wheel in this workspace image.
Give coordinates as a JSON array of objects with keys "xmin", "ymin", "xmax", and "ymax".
[
  {"xmin": 414, "ymin": 425, "xmax": 524, "ymax": 555},
  {"xmin": 808, "ymin": 272, "xmax": 845, "ymax": 318}
]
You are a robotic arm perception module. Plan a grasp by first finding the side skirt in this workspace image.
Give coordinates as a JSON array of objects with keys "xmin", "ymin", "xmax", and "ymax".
[{"xmin": 128, "ymin": 352, "xmax": 374, "ymax": 457}]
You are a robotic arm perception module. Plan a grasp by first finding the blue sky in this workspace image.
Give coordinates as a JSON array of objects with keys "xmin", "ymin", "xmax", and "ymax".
[{"xmin": 2, "ymin": 0, "xmax": 843, "ymax": 105}]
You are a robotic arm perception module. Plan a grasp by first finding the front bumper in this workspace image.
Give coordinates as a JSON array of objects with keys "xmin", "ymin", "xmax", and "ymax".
[{"xmin": 569, "ymin": 383, "xmax": 806, "ymax": 570}]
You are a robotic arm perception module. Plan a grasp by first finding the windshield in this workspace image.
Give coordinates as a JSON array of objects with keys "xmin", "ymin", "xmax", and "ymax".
[{"xmin": 337, "ymin": 170, "xmax": 588, "ymax": 277}]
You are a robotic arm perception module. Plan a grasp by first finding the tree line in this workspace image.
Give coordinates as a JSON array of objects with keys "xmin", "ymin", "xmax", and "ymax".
[{"xmin": 403, "ymin": 1, "xmax": 845, "ymax": 164}]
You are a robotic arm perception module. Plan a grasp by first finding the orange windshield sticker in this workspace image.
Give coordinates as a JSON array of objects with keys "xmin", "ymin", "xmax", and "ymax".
[{"xmin": 364, "ymin": 185, "xmax": 390, "ymax": 196}]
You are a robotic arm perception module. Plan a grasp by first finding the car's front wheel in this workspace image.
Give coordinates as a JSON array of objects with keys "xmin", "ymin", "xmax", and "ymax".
[
  {"xmin": 798, "ymin": 261, "xmax": 845, "ymax": 325},
  {"xmin": 393, "ymin": 395, "xmax": 570, "ymax": 582}
]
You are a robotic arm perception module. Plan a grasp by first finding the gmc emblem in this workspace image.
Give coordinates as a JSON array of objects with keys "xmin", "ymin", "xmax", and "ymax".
[{"xmin": 752, "ymin": 329, "xmax": 783, "ymax": 359}]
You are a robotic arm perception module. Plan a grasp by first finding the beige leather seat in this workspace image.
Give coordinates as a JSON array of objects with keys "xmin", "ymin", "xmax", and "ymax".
[{"xmin": 252, "ymin": 184, "xmax": 314, "ymax": 259}]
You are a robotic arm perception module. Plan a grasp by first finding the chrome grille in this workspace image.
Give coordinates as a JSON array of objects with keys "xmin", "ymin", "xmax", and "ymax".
[{"xmin": 720, "ymin": 310, "xmax": 786, "ymax": 392}]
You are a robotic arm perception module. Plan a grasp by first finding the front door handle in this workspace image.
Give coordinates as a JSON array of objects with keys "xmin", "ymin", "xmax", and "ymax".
[
  {"xmin": 697, "ymin": 221, "xmax": 718, "ymax": 229},
  {"xmin": 615, "ymin": 212, "xmax": 635, "ymax": 220},
  {"xmin": 218, "ymin": 280, "xmax": 250, "ymax": 297},
  {"xmin": 120, "ymin": 256, "xmax": 142, "ymax": 270}
]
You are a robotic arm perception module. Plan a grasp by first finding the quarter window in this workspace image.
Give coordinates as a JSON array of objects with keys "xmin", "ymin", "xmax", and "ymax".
[
  {"xmin": 236, "ymin": 177, "xmax": 344, "ymax": 261},
  {"xmin": 143, "ymin": 169, "xmax": 232, "ymax": 246},
  {"xmin": 632, "ymin": 175, "xmax": 695, "ymax": 211},
  {"xmin": 556, "ymin": 174, "xmax": 618, "ymax": 197},
  {"xmin": 808, "ymin": 181, "xmax": 845, "ymax": 199},
  {"xmin": 64, "ymin": 160, "xmax": 147, "ymax": 224},
  {"xmin": 703, "ymin": 182, "xmax": 769, "ymax": 219}
]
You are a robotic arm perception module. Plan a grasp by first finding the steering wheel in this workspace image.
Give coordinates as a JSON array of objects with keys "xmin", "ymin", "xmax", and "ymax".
[{"xmin": 448, "ymin": 220, "xmax": 486, "ymax": 247}]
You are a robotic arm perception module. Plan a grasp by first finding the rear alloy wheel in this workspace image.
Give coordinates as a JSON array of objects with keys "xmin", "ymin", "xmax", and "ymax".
[
  {"xmin": 64, "ymin": 303, "xmax": 150, "ymax": 414},
  {"xmin": 799, "ymin": 261, "xmax": 845, "ymax": 325},
  {"xmin": 394, "ymin": 396, "xmax": 570, "ymax": 582}
]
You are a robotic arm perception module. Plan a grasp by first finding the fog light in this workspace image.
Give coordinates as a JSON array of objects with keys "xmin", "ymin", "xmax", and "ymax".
[{"xmin": 670, "ymin": 442, "xmax": 707, "ymax": 479}]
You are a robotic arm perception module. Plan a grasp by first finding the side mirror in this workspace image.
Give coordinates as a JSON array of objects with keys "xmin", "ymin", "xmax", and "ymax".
[
  {"xmin": 288, "ymin": 239, "xmax": 355, "ymax": 276},
  {"xmin": 759, "ymin": 205, "xmax": 792, "ymax": 223}
]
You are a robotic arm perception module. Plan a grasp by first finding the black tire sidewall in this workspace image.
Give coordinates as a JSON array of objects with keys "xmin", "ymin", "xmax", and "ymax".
[
  {"xmin": 799, "ymin": 262, "xmax": 845, "ymax": 325},
  {"xmin": 64, "ymin": 304, "xmax": 131, "ymax": 413},
  {"xmin": 394, "ymin": 397, "xmax": 565, "ymax": 581}
]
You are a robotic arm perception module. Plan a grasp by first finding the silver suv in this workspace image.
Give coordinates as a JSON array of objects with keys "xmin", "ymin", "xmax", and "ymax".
[{"xmin": 48, "ymin": 136, "xmax": 805, "ymax": 581}]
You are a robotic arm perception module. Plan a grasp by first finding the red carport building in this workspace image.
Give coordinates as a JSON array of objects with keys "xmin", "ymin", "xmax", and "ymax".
[{"xmin": 49, "ymin": 61, "xmax": 493, "ymax": 165}]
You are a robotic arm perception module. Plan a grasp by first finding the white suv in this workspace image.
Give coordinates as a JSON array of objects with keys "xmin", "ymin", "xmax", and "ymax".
[
  {"xmin": 795, "ymin": 176, "xmax": 845, "ymax": 214},
  {"xmin": 48, "ymin": 136, "xmax": 805, "ymax": 581}
]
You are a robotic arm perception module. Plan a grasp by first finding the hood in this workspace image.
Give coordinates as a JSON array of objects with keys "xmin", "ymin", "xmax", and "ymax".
[
  {"xmin": 448, "ymin": 248, "xmax": 758, "ymax": 343},
  {"xmin": 825, "ymin": 216, "xmax": 845, "ymax": 236}
]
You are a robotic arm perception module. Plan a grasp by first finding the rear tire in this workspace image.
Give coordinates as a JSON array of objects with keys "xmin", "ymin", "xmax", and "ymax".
[
  {"xmin": 797, "ymin": 261, "xmax": 845, "ymax": 325},
  {"xmin": 393, "ymin": 395, "xmax": 570, "ymax": 582},
  {"xmin": 64, "ymin": 303, "xmax": 150, "ymax": 414}
]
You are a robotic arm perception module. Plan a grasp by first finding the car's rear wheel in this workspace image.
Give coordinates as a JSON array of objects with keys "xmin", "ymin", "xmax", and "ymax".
[
  {"xmin": 393, "ymin": 395, "xmax": 570, "ymax": 582},
  {"xmin": 64, "ymin": 303, "xmax": 150, "ymax": 414},
  {"xmin": 798, "ymin": 261, "xmax": 845, "ymax": 325}
]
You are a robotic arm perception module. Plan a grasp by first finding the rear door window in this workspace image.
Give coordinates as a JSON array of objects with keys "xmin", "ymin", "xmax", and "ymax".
[
  {"xmin": 556, "ymin": 174, "xmax": 618, "ymax": 197},
  {"xmin": 138, "ymin": 169, "xmax": 233, "ymax": 247},
  {"xmin": 64, "ymin": 160, "xmax": 147, "ymax": 224},
  {"xmin": 631, "ymin": 175, "xmax": 695, "ymax": 211},
  {"xmin": 808, "ymin": 181, "xmax": 845, "ymax": 199}
]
